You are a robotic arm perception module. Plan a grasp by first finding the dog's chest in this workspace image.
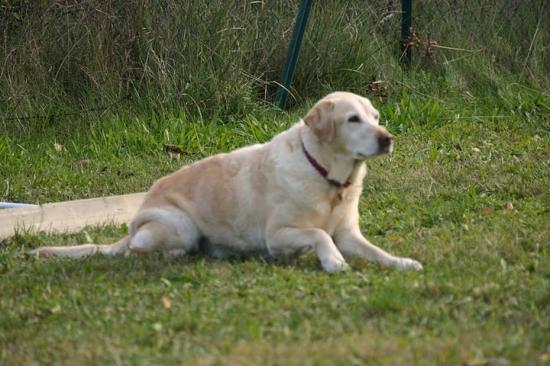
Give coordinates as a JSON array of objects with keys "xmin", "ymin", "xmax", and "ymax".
[
  {"xmin": 305, "ymin": 188, "xmax": 353, "ymax": 233},
  {"xmin": 329, "ymin": 191, "xmax": 345, "ymax": 210}
]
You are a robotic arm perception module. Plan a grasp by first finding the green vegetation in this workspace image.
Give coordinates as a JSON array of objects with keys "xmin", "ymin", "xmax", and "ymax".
[
  {"xmin": 1, "ymin": 0, "xmax": 549, "ymax": 127},
  {"xmin": 1, "ymin": 0, "xmax": 549, "ymax": 364},
  {"xmin": 2, "ymin": 93, "xmax": 549, "ymax": 364}
]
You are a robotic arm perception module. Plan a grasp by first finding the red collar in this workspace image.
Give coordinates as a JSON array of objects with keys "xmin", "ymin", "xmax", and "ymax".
[{"xmin": 300, "ymin": 139, "xmax": 352, "ymax": 188}]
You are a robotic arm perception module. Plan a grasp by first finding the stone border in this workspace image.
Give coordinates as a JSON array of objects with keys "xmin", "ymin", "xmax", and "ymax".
[{"xmin": 0, "ymin": 193, "xmax": 146, "ymax": 240}]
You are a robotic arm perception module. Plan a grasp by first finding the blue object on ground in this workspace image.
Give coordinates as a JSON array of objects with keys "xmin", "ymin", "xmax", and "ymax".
[{"xmin": 0, "ymin": 202, "xmax": 38, "ymax": 209}]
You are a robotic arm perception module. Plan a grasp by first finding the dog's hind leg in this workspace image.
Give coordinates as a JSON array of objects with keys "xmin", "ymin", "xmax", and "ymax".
[
  {"xmin": 128, "ymin": 208, "xmax": 200, "ymax": 255},
  {"xmin": 28, "ymin": 236, "xmax": 131, "ymax": 259},
  {"xmin": 29, "ymin": 208, "xmax": 200, "ymax": 259}
]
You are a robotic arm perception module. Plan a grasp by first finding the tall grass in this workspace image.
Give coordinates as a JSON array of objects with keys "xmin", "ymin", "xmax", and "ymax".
[{"xmin": 1, "ymin": 0, "xmax": 549, "ymax": 131}]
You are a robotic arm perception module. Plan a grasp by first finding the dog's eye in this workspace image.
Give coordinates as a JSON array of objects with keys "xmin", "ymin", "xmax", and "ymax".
[{"xmin": 348, "ymin": 115, "xmax": 361, "ymax": 123}]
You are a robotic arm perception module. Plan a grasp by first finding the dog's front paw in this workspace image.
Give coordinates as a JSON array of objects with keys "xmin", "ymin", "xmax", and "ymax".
[
  {"xmin": 321, "ymin": 256, "xmax": 350, "ymax": 273},
  {"xmin": 394, "ymin": 257, "xmax": 423, "ymax": 271}
]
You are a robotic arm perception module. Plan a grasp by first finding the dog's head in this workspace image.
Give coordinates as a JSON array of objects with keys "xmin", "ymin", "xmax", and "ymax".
[{"xmin": 304, "ymin": 92, "xmax": 393, "ymax": 159}]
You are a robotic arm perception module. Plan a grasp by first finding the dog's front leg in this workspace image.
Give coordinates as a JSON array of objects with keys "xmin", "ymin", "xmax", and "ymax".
[
  {"xmin": 267, "ymin": 227, "xmax": 349, "ymax": 273},
  {"xmin": 334, "ymin": 228, "xmax": 423, "ymax": 271}
]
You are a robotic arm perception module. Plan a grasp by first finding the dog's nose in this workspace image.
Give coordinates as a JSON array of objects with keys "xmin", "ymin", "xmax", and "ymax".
[{"xmin": 377, "ymin": 132, "xmax": 394, "ymax": 151}]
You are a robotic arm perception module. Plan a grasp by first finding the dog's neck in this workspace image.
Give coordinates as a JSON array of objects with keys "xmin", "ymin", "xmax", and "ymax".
[{"xmin": 301, "ymin": 127, "xmax": 361, "ymax": 187}]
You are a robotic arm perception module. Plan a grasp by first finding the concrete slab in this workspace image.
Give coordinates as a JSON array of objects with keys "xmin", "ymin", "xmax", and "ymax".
[{"xmin": 0, "ymin": 193, "xmax": 146, "ymax": 240}]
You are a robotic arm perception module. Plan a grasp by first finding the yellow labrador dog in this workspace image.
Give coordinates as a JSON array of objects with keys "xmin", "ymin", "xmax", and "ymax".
[{"xmin": 30, "ymin": 92, "xmax": 423, "ymax": 273}]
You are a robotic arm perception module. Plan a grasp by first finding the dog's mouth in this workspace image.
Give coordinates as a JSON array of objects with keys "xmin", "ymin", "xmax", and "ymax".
[
  {"xmin": 356, "ymin": 144, "xmax": 393, "ymax": 159},
  {"xmin": 379, "ymin": 143, "xmax": 394, "ymax": 155}
]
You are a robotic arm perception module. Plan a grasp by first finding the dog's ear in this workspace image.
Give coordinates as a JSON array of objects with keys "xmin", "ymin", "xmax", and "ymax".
[{"xmin": 304, "ymin": 100, "xmax": 335, "ymax": 143}]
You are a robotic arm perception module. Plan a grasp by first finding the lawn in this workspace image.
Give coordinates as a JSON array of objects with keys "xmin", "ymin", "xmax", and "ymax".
[{"xmin": 1, "ymin": 91, "xmax": 549, "ymax": 365}]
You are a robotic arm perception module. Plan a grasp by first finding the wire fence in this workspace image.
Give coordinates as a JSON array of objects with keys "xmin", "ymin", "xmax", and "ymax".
[{"xmin": 1, "ymin": 0, "xmax": 548, "ymax": 124}]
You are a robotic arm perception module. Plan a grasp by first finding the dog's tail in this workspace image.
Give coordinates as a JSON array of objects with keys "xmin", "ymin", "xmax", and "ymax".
[{"xmin": 28, "ymin": 236, "xmax": 131, "ymax": 259}]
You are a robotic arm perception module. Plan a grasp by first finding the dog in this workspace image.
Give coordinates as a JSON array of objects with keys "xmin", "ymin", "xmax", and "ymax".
[{"xmin": 30, "ymin": 92, "xmax": 423, "ymax": 273}]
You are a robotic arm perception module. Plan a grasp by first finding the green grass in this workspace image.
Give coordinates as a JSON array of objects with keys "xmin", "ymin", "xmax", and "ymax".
[
  {"xmin": 1, "ymin": 87, "xmax": 549, "ymax": 364},
  {"xmin": 1, "ymin": 1, "xmax": 549, "ymax": 363}
]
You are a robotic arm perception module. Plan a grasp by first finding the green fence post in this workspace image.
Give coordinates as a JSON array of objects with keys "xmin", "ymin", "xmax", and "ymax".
[
  {"xmin": 276, "ymin": 0, "xmax": 314, "ymax": 109},
  {"xmin": 401, "ymin": 0, "xmax": 412, "ymax": 64}
]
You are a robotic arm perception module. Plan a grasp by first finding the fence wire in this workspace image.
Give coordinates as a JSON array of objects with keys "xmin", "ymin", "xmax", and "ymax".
[{"xmin": 1, "ymin": 0, "xmax": 548, "ymax": 123}]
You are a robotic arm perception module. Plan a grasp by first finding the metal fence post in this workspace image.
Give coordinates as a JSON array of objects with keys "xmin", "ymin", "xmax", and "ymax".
[
  {"xmin": 276, "ymin": 0, "xmax": 314, "ymax": 109},
  {"xmin": 401, "ymin": 0, "xmax": 412, "ymax": 64}
]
